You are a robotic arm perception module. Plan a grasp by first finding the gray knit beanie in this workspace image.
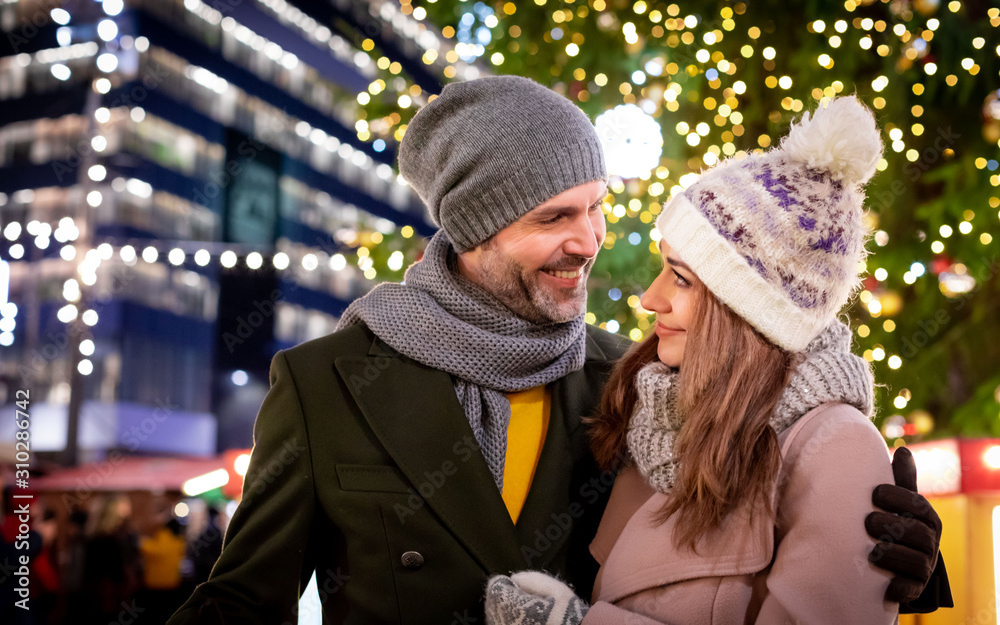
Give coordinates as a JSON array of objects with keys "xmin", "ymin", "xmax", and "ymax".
[{"xmin": 398, "ymin": 75, "xmax": 608, "ymax": 253}]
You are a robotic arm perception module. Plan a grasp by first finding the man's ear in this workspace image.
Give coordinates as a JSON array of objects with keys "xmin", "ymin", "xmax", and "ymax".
[{"xmin": 455, "ymin": 246, "xmax": 481, "ymax": 282}]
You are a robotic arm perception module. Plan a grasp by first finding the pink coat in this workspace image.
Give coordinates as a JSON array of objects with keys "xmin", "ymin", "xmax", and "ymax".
[{"xmin": 583, "ymin": 402, "xmax": 900, "ymax": 625}]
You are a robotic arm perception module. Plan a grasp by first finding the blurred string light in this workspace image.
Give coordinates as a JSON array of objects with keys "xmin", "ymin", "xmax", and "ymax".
[
  {"xmin": 455, "ymin": 2, "xmax": 494, "ymax": 62},
  {"xmin": 0, "ymin": 262, "xmax": 11, "ymax": 346},
  {"xmin": 96, "ymin": 52, "xmax": 118, "ymax": 73},
  {"xmin": 50, "ymin": 63, "xmax": 71, "ymax": 81},
  {"xmin": 595, "ymin": 104, "xmax": 663, "ymax": 179},
  {"xmin": 50, "ymin": 8, "xmax": 71, "ymax": 25},
  {"xmin": 183, "ymin": 469, "xmax": 229, "ymax": 497},
  {"xmin": 102, "ymin": 0, "xmax": 124, "ymax": 16},
  {"xmin": 1, "ymin": 231, "xmax": 404, "ymax": 287},
  {"xmin": 14, "ymin": 224, "xmax": 413, "ymax": 352},
  {"xmin": 97, "ymin": 19, "xmax": 119, "ymax": 42},
  {"xmin": 56, "ymin": 27, "xmax": 72, "ymax": 47},
  {"xmin": 939, "ymin": 265, "xmax": 976, "ymax": 297},
  {"xmin": 387, "ymin": 250, "xmax": 405, "ymax": 271},
  {"xmin": 15, "ymin": 0, "xmax": 994, "ymax": 425},
  {"xmin": 336, "ymin": 1, "xmax": 998, "ymax": 420}
]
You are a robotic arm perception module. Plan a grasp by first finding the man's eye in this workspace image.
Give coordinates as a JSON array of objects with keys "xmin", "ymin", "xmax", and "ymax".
[{"xmin": 542, "ymin": 215, "xmax": 564, "ymax": 224}]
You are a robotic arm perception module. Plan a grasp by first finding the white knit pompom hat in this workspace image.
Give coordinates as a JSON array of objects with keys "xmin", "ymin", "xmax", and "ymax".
[{"xmin": 655, "ymin": 96, "xmax": 883, "ymax": 352}]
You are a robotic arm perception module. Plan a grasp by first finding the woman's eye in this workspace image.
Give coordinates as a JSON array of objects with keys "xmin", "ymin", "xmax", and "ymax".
[{"xmin": 672, "ymin": 270, "xmax": 690, "ymax": 287}]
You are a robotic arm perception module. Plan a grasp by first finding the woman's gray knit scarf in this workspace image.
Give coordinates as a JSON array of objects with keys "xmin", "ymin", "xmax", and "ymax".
[
  {"xmin": 628, "ymin": 320, "xmax": 874, "ymax": 493},
  {"xmin": 337, "ymin": 229, "xmax": 587, "ymax": 490}
]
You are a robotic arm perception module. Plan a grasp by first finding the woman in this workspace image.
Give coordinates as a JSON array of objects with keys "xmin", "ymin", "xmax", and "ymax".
[{"xmin": 486, "ymin": 96, "xmax": 898, "ymax": 624}]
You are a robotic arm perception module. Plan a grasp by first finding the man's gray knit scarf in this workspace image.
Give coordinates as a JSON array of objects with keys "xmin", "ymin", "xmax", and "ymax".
[
  {"xmin": 337, "ymin": 230, "xmax": 587, "ymax": 490},
  {"xmin": 628, "ymin": 320, "xmax": 874, "ymax": 493}
]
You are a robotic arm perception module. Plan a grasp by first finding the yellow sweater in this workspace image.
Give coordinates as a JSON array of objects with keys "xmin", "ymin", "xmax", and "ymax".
[{"xmin": 502, "ymin": 385, "xmax": 551, "ymax": 524}]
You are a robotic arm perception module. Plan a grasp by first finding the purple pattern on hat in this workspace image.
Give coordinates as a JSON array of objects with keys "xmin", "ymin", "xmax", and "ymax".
[
  {"xmin": 805, "ymin": 168, "xmax": 828, "ymax": 183},
  {"xmin": 777, "ymin": 265, "xmax": 830, "ymax": 309},
  {"xmin": 678, "ymin": 151, "xmax": 865, "ymax": 319},
  {"xmin": 746, "ymin": 256, "xmax": 768, "ymax": 280},
  {"xmin": 752, "ymin": 165, "xmax": 800, "ymax": 210},
  {"xmin": 689, "ymin": 189, "xmax": 759, "ymax": 256},
  {"xmin": 811, "ymin": 223, "xmax": 851, "ymax": 254}
]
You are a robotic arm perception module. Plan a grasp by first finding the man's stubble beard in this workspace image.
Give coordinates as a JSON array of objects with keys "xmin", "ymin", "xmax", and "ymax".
[{"xmin": 475, "ymin": 243, "xmax": 592, "ymax": 325}]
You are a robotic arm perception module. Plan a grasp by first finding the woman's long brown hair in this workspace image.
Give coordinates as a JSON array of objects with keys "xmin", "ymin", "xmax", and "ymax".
[{"xmin": 589, "ymin": 281, "xmax": 794, "ymax": 551}]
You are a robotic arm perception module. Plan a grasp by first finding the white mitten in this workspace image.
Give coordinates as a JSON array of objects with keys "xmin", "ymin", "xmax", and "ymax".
[{"xmin": 485, "ymin": 571, "xmax": 589, "ymax": 625}]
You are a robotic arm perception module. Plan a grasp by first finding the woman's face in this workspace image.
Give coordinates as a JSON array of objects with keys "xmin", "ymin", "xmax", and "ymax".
[{"xmin": 640, "ymin": 241, "xmax": 700, "ymax": 367}]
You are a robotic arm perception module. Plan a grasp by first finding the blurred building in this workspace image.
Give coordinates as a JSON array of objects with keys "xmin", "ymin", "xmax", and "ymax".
[{"xmin": 0, "ymin": 0, "xmax": 477, "ymax": 462}]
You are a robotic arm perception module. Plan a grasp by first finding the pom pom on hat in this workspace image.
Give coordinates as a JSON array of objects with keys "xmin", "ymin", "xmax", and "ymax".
[{"xmin": 779, "ymin": 95, "xmax": 883, "ymax": 186}]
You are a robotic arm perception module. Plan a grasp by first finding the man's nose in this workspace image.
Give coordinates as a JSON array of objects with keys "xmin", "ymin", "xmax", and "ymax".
[{"xmin": 563, "ymin": 211, "xmax": 600, "ymax": 259}]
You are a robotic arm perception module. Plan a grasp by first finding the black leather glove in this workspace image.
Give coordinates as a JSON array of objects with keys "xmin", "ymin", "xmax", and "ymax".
[{"xmin": 865, "ymin": 446, "xmax": 954, "ymax": 612}]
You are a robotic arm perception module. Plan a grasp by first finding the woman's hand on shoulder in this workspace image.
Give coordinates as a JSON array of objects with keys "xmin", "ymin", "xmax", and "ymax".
[{"xmin": 864, "ymin": 446, "xmax": 953, "ymax": 612}]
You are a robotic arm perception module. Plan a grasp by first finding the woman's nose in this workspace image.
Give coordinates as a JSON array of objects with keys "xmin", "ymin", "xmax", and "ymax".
[{"xmin": 640, "ymin": 272, "xmax": 672, "ymax": 313}]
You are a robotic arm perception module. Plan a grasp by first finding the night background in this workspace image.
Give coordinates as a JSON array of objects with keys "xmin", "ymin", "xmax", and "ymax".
[{"xmin": 0, "ymin": 0, "xmax": 998, "ymax": 622}]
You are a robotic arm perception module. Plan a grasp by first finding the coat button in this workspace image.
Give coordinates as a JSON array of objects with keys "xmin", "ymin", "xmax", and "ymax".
[{"xmin": 401, "ymin": 551, "xmax": 424, "ymax": 570}]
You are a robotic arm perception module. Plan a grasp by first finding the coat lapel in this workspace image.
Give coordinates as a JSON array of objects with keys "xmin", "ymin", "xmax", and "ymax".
[{"xmin": 333, "ymin": 337, "xmax": 524, "ymax": 575}]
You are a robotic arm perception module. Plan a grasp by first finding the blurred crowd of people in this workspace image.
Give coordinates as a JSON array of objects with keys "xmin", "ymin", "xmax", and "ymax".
[{"xmin": 0, "ymin": 488, "xmax": 226, "ymax": 625}]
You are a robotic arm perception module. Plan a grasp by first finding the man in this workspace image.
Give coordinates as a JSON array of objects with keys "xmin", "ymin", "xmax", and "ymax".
[{"xmin": 167, "ymin": 76, "xmax": 946, "ymax": 624}]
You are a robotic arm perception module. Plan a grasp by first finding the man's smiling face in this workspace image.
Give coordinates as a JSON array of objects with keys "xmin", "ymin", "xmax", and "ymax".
[{"xmin": 457, "ymin": 179, "xmax": 608, "ymax": 324}]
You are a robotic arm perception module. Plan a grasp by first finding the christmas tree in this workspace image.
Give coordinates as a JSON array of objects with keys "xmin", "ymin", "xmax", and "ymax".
[{"xmin": 352, "ymin": 0, "xmax": 1000, "ymax": 441}]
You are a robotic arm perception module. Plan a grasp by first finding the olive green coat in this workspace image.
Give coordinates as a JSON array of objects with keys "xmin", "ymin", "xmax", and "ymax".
[{"xmin": 167, "ymin": 322, "xmax": 631, "ymax": 624}]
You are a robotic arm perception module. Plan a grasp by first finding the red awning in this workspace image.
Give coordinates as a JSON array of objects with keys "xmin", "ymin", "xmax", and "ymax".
[{"xmin": 29, "ymin": 455, "xmax": 226, "ymax": 492}]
